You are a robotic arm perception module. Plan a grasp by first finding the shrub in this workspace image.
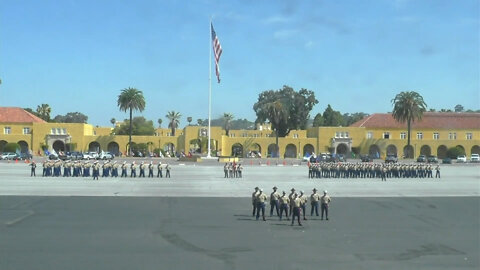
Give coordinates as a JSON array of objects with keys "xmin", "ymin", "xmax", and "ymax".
[
  {"xmin": 446, "ymin": 146, "xmax": 465, "ymax": 159},
  {"xmin": 4, "ymin": 142, "xmax": 19, "ymax": 152}
]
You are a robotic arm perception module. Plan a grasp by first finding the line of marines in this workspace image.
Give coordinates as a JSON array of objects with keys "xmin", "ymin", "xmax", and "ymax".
[
  {"xmin": 223, "ymin": 163, "xmax": 243, "ymax": 178},
  {"xmin": 36, "ymin": 160, "xmax": 171, "ymax": 179},
  {"xmin": 308, "ymin": 162, "xmax": 441, "ymax": 180},
  {"xmin": 252, "ymin": 186, "xmax": 331, "ymax": 226}
]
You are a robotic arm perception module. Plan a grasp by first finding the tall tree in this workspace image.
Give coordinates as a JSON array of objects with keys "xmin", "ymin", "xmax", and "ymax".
[
  {"xmin": 113, "ymin": 117, "xmax": 155, "ymax": 135},
  {"xmin": 312, "ymin": 113, "xmax": 324, "ymax": 127},
  {"xmin": 197, "ymin": 119, "xmax": 204, "ymax": 126},
  {"xmin": 267, "ymin": 100, "xmax": 288, "ymax": 157},
  {"xmin": 53, "ymin": 112, "xmax": 88, "ymax": 123},
  {"xmin": 157, "ymin": 118, "xmax": 162, "ymax": 128},
  {"xmin": 166, "ymin": 111, "xmax": 181, "ymax": 136},
  {"xmin": 253, "ymin": 85, "xmax": 318, "ymax": 136},
  {"xmin": 36, "ymin": 104, "xmax": 51, "ymax": 122},
  {"xmin": 110, "ymin": 118, "xmax": 116, "ymax": 127},
  {"xmin": 322, "ymin": 105, "xmax": 344, "ymax": 126},
  {"xmin": 222, "ymin": 113, "xmax": 234, "ymax": 136},
  {"xmin": 391, "ymin": 91, "xmax": 427, "ymax": 156},
  {"xmin": 117, "ymin": 87, "xmax": 146, "ymax": 156},
  {"xmin": 187, "ymin": 117, "xmax": 193, "ymax": 126},
  {"xmin": 454, "ymin": 104, "xmax": 464, "ymax": 112}
]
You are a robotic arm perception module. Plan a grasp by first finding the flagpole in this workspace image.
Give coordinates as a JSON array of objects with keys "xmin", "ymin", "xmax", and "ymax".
[{"xmin": 207, "ymin": 18, "xmax": 212, "ymax": 158}]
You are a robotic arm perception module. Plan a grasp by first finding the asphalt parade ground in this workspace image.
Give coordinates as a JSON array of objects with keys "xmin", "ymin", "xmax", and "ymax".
[{"xmin": 0, "ymin": 161, "xmax": 479, "ymax": 270}]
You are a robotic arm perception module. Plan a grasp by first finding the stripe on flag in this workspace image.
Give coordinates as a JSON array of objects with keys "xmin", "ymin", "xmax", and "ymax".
[{"xmin": 211, "ymin": 23, "xmax": 222, "ymax": 83}]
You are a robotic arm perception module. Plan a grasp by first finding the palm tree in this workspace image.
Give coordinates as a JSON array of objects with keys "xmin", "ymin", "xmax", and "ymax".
[
  {"xmin": 187, "ymin": 117, "xmax": 193, "ymax": 126},
  {"xmin": 391, "ymin": 91, "xmax": 427, "ymax": 158},
  {"xmin": 166, "ymin": 111, "xmax": 181, "ymax": 136},
  {"xmin": 197, "ymin": 119, "xmax": 203, "ymax": 126},
  {"xmin": 117, "ymin": 87, "xmax": 146, "ymax": 156},
  {"xmin": 110, "ymin": 118, "xmax": 116, "ymax": 127},
  {"xmin": 157, "ymin": 118, "xmax": 163, "ymax": 128},
  {"xmin": 267, "ymin": 100, "xmax": 287, "ymax": 158},
  {"xmin": 222, "ymin": 113, "xmax": 234, "ymax": 136},
  {"xmin": 36, "ymin": 104, "xmax": 51, "ymax": 122}
]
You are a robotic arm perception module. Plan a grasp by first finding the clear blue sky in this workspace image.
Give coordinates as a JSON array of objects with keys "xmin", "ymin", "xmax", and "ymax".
[{"xmin": 1, "ymin": 0, "xmax": 478, "ymax": 126}]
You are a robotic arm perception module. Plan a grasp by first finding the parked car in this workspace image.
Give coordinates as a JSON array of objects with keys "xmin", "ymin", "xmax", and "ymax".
[
  {"xmin": 98, "ymin": 152, "xmax": 114, "ymax": 160},
  {"xmin": 442, "ymin": 157, "xmax": 452, "ymax": 164},
  {"xmin": 19, "ymin": 153, "xmax": 32, "ymax": 160},
  {"xmin": 49, "ymin": 153, "xmax": 67, "ymax": 160},
  {"xmin": 427, "ymin": 155, "xmax": 438, "ymax": 163},
  {"xmin": 385, "ymin": 155, "xmax": 398, "ymax": 163},
  {"xmin": 360, "ymin": 155, "xmax": 373, "ymax": 162},
  {"xmin": 67, "ymin": 151, "xmax": 83, "ymax": 160},
  {"xmin": 470, "ymin": 154, "xmax": 479, "ymax": 163},
  {"xmin": 417, "ymin": 155, "xmax": 426, "ymax": 163},
  {"xmin": 1, "ymin": 152, "xmax": 18, "ymax": 160},
  {"xmin": 457, "ymin": 155, "xmax": 467, "ymax": 163}
]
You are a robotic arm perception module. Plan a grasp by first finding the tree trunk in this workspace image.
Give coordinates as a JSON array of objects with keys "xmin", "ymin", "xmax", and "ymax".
[
  {"xmin": 275, "ymin": 129, "xmax": 279, "ymax": 158},
  {"xmin": 129, "ymin": 107, "xmax": 132, "ymax": 156},
  {"xmin": 407, "ymin": 117, "xmax": 411, "ymax": 158}
]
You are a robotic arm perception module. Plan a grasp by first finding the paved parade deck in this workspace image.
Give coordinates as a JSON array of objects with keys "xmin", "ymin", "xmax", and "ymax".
[{"xmin": 0, "ymin": 161, "xmax": 479, "ymax": 270}]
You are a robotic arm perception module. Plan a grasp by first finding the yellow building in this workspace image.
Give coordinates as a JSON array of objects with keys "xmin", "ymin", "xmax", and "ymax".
[{"xmin": 0, "ymin": 107, "xmax": 479, "ymax": 159}]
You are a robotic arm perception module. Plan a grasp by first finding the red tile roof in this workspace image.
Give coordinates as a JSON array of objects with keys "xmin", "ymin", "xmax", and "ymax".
[
  {"xmin": 0, "ymin": 107, "xmax": 47, "ymax": 123},
  {"xmin": 350, "ymin": 112, "xmax": 480, "ymax": 130}
]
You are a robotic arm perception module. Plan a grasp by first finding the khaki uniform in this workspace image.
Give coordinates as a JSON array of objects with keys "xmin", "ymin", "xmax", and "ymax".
[{"xmin": 321, "ymin": 194, "xmax": 331, "ymax": 220}]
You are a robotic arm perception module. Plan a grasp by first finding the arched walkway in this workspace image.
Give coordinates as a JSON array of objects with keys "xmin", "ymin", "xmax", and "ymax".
[
  {"xmin": 232, "ymin": 143, "xmax": 243, "ymax": 157},
  {"xmin": 17, "ymin": 141, "xmax": 29, "ymax": 154},
  {"xmin": 420, "ymin": 145, "xmax": 431, "ymax": 156},
  {"xmin": 369, "ymin": 145, "xmax": 381, "ymax": 158},
  {"xmin": 163, "ymin": 143, "xmax": 175, "ymax": 156},
  {"xmin": 386, "ymin": 144, "xmax": 397, "ymax": 156},
  {"xmin": 456, "ymin": 145, "xmax": 465, "ymax": 154},
  {"xmin": 107, "ymin": 142, "xmax": 120, "ymax": 156},
  {"xmin": 267, "ymin": 144, "xmax": 278, "ymax": 158},
  {"xmin": 189, "ymin": 139, "xmax": 201, "ymax": 153},
  {"xmin": 247, "ymin": 143, "xmax": 262, "ymax": 158},
  {"xmin": 471, "ymin": 145, "xmax": 480, "ymax": 155},
  {"xmin": 437, "ymin": 145, "xmax": 447, "ymax": 159},
  {"xmin": 336, "ymin": 143, "xmax": 348, "ymax": 155},
  {"xmin": 0, "ymin": 140, "xmax": 7, "ymax": 152},
  {"xmin": 284, "ymin": 144, "xmax": 297, "ymax": 158},
  {"xmin": 88, "ymin": 141, "xmax": 101, "ymax": 153},
  {"xmin": 303, "ymin": 144, "xmax": 314, "ymax": 157},
  {"xmin": 403, "ymin": 145, "xmax": 414, "ymax": 158},
  {"xmin": 53, "ymin": 140, "xmax": 65, "ymax": 153}
]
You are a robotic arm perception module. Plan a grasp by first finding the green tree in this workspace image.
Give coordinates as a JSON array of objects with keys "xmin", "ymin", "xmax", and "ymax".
[
  {"xmin": 110, "ymin": 118, "xmax": 116, "ymax": 127},
  {"xmin": 222, "ymin": 113, "xmax": 234, "ymax": 136},
  {"xmin": 197, "ymin": 119, "xmax": 204, "ymax": 126},
  {"xmin": 166, "ymin": 111, "xmax": 181, "ymax": 136},
  {"xmin": 312, "ymin": 113, "xmax": 324, "ymax": 127},
  {"xmin": 36, "ymin": 104, "xmax": 51, "ymax": 122},
  {"xmin": 342, "ymin": 112, "xmax": 369, "ymax": 126},
  {"xmin": 322, "ymin": 105, "xmax": 344, "ymax": 126},
  {"xmin": 187, "ymin": 117, "xmax": 193, "ymax": 126},
  {"xmin": 113, "ymin": 117, "xmax": 155, "ymax": 136},
  {"xmin": 391, "ymin": 91, "xmax": 427, "ymax": 155},
  {"xmin": 253, "ymin": 85, "xmax": 318, "ymax": 136},
  {"xmin": 4, "ymin": 142, "xmax": 19, "ymax": 152},
  {"xmin": 53, "ymin": 112, "xmax": 88, "ymax": 123},
  {"xmin": 446, "ymin": 146, "xmax": 465, "ymax": 159},
  {"xmin": 454, "ymin": 104, "xmax": 464, "ymax": 112},
  {"xmin": 157, "ymin": 118, "xmax": 162, "ymax": 128},
  {"xmin": 117, "ymin": 87, "xmax": 146, "ymax": 156}
]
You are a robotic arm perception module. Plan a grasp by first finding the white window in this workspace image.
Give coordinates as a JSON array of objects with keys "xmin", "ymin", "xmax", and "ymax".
[
  {"xmin": 23, "ymin": 127, "xmax": 30, "ymax": 134},
  {"xmin": 4, "ymin": 127, "xmax": 11, "ymax": 134},
  {"xmin": 400, "ymin": 132, "xmax": 407, "ymax": 140},
  {"xmin": 466, "ymin": 133, "xmax": 473, "ymax": 140},
  {"xmin": 449, "ymin": 133, "xmax": 457, "ymax": 140},
  {"xmin": 367, "ymin": 132, "xmax": 373, "ymax": 139},
  {"xmin": 293, "ymin": 134, "xmax": 299, "ymax": 138},
  {"xmin": 51, "ymin": 128, "xmax": 56, "ymax": 135},
  {"xmin": 57, "ymin": 128, "xmax": 62, "ymax": 135},
  {"xmin": 62, "ymin": 128, "xmax": 67, "ymax": 134},
  {"xmin": 433, "ymin": 133, "xmax": 440, "ymax": 140},
  {"xmin": 417, "ymin": 132, "xmax": 423, "ymax": 140},
  {"xmin": 229, "ymin": 133, "xmax": 235, "ymax": 137},
  {"xmin": 383, "ymin": 132, "xmax": 390, "ymax": 139},
  {"xmin": 345, "ymin": 132, "xmax": 349, "ymax": 138}
]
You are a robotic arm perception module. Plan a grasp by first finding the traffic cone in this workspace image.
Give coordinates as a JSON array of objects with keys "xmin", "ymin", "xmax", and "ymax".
[
  {"xmin": 283, "ymin": 160, "xmax": 286, "ymax": 165},
  {"xmin": 15, "ymin": 159, "xmax": 18, "ymax": 163}
]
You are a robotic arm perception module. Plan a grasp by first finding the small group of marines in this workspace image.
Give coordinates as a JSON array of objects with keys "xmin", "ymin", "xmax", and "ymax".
[
  {"xmin": 223, "ymin": 163, "xmax": 243, "ymax": 178},
  {"xmin": 31, "ymin": 160, "xmax": 171, "ymax": 179},
  {"xmin": 252, "ymin": 186, "xmax": 331, "ymax": 226},
  {"xmin": 308, "ymin": 162, "xmax": 441, "ymax": 180}
]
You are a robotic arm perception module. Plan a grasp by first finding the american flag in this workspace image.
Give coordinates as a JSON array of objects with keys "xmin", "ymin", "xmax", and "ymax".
[{"xmin": 211, "ymin": 23, "xmax": 222, "ymax": 83}]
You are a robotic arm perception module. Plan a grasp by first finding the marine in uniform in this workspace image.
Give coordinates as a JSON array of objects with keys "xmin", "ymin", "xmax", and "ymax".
[
  {"xmin": 435, "ymin": 165, "xmax": 440, "ymax": 178},
  {"xmin": 92, "ymin": 161, "xmax": 100, "ymax": 180},
  {"xmin": 224, "ymin": 163, "xmax": 228, "ymax": 178},
  {"xmin": 320, "ymin": 190, "xmax": 331, "ymax": 220},
  {"xmin": 299, "ymin": 190, "xmax": 308, "ymax": 220},
  {"xmin": 255, "ymin": 189, "xmax": 268, "ymax": 221},
  {"xmin": 288, "ymin": 188, "xmax": 296, "ymax": 216},
  {"xmin": 291, "ymin": 193, "xmax": 303, "ymax": 226},
  {"xmin": 157, "ymin": 162, "xmax": 163, "ymax": 178},
  {"xmin": 139, "ymin": 161, "xmax": 146, "ymax": 178},
  {"xmin": 279, "ymin": 191, "xmax": 290, "ymax": 220},
  {"xmin": 310, "ymin": 188, "xmax": 320, "ymax": 216},
  {"xmin": 121, "ymin": 161, "xmax": 128, "ymax": 177},
  {"xmin": 165, "ymin": 164, "xmax": 171, "ymax": 178},
  {"xmin": 130, "ymin": 161, "xmax": 137, "ymax": 177},
  {"xmin": 251, "ymin": 187, "xmax": 259, "ymax": 216},
  {"xmin": 30, "ymin": 161, "xmax": 36, "ymax": 177},
  {"xmin": 148, "ymin": 161, "xmax": 154, "ymax": 178},
  {"xmin": 269, "ymin": 186, "xmax": 280, "ymax": 217}
]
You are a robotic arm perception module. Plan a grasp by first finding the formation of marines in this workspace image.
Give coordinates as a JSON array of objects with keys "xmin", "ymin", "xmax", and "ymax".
[
  {"xmin": 308, "ymin": 162, "xmax": 441, "ymax": 180},
  {"xmin": 36, "ymin": 160, "xmax": 171, "ymax": 179},
  {"xmin": 252, "ymin": 186, "xmax": 331, "ymax": 226},
  {"xmin": 223, "ymin": 163, "xmax": 243, "ymax": 178}
]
